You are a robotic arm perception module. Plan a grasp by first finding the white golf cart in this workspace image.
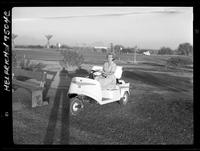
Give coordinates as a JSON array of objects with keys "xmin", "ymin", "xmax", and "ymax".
[{"xmin": 67, "ymin": 65, "xmax": 130, "ymax": 115}]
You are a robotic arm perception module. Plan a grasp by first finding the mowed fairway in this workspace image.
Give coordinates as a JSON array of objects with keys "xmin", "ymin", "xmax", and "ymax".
[{"xmin": 12, "ymin": 48, "xmax": 193, "ymax": 144}]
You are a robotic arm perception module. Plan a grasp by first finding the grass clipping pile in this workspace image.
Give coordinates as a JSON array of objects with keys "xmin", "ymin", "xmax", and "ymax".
[{"xmin": 60, "ymin": 50, "xmax": 84, "ymax": 72}]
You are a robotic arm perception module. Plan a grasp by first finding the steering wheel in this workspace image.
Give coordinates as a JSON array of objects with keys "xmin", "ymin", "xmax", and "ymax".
[
  {"xmin": 90, "ymin": 70, "xmax": 107, "ymax": 79},
  {"xmin": 93, "ymin": 70, "xmax": 102, "ymax": 76}
]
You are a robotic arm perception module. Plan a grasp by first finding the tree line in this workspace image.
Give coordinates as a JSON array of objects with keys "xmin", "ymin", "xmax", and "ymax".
[
  {"xmin": 12, "ymin": 32, "xmax": 192, "ymax": 56},
  {"xmin": 157, "ymin": 43, "xmax": 193, "ymax": 56},
  {"xmin": 113, "ymin": 42, "xmax": 193, "ymax": 56}
]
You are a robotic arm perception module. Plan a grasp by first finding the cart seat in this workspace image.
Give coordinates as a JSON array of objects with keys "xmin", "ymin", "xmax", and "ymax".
[
  {"xmin": 114, "ymin": 66, "xmax": 122, "ymax": 79},
  {"xmin": 106, "ymin": 66, "xmax": 122, "ymax": 90}
]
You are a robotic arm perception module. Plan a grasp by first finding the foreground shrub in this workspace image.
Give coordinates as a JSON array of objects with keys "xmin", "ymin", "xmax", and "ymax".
[{"xmin": 61, "ymin": 50, "xmax": 84, "ymax": 71}]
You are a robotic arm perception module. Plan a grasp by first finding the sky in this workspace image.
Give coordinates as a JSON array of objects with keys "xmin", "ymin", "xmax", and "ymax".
[{"xmin": 12, "ymin": 7, "xmax": 193, "ymax": 49}]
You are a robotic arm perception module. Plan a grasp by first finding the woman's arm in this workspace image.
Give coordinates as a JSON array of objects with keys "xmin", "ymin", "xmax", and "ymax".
[
  {"xmin": 102, "ymin": 63, "xmax": 116, "ymax": 76},
  {"xmin": 109, "ymin": 63, "xmax": 117, "ymax": 75}
]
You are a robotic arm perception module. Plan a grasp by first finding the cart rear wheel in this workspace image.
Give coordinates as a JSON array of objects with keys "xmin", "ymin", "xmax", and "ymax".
[
  {"xmin": 119, "ymin": 91, "xmax": 129, "ymax": 105},
  {"xmin": 70, "ymin": 97, "xmax": 84, "ymax": 116}
]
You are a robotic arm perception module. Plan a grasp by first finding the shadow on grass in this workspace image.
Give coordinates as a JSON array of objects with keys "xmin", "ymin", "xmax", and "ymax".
[
  {"xmin": 123, "ymin": 70, "xmax": 192, "ymax": 92},
  {"xmin": 43, "ymin": 68, "xmax": 70, "ymax": 144},
  {"xmin": 42, "ymin": 70, "xmax": 57, "ymax": 103}
]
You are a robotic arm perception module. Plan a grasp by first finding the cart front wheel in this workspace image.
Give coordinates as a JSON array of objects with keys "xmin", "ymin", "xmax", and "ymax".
[
  {"xmin": 119, "ymin": 91, "xmax": 129, "ymax": 105},
  {"xmin": 70, "ymin": 97, "xmax": 84, "ymax": 116}
]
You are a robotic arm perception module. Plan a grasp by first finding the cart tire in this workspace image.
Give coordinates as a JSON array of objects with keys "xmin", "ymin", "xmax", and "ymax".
[
  {"xmin": 119, "ymin": 91, "xmax": 129, "ymax": 105},
  {"xmin": 70, "ymin": 97, "xmax": 84, "ymax": 116}
]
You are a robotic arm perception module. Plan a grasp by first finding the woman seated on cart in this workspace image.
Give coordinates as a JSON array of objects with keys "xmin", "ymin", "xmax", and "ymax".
[{"xmin": 95, "ymin": 53, "xmax": 117, "ymax": 90}]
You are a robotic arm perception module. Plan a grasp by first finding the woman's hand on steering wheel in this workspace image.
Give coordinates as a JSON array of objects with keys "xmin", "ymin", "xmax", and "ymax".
[{"xmin": 101, "ymin": 72, "xmax": 107, "ymax": 77}]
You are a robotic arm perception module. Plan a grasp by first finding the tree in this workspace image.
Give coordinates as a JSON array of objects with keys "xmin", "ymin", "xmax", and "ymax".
[
  {"xmin": 110, "ymin": 43, "xmax": 114, "ymax": 54},
  {"xmin": 12, "ymin": 33, "xmax": 18, "ymax": 49},
  {"xmin": 121, "ymin": 48, "xmax": 133, "ymax": 54},
  {"xmin": 177, "ymin": 43, "xmax": 193, "ymax": 56},
  {"xmin": 45, "ymin": 35, "xmax": 53, "ymax": 48},
  {"xmin": 158, "ymin": 47, "xmax": 173, "ymax": 55},
  {"xmin": 101, "ymin": 48, "xmax": 107, "ymax": 53},
  {"xmin": 114, "ymin": 45, "xmax": 125, "ymax": 54},
  {"xmin": 133, "ymin": 46, "xmax": 138, "ymax": 64},
  {"xmin": 61, "ymin": 44, "xmax": 71, "ymax": 49}
]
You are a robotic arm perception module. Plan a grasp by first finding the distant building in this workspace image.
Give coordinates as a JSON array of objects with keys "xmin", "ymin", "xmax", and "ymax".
[
  {"xmin": 143, "ymin": 51, "xmax": 150, "ymax": 56},
  {"xmin": 94, "ymin": 46, "xmax": 108, "ymax": 53},
  {"xmin": 56, "ymin": 43, "xmax": 61, "ymax": 49},
  {"xmin": 94, "ymin": 46, "xmax": 108, "ymax": 50}
]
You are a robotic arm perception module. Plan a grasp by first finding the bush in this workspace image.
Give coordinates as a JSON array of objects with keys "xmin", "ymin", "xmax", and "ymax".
[
  {"xmin": 165, "ymin": 56, "xmax": 193, "ymax": 69},
  {"xmin": 121, "ymin": 48, "xmax": 133, "ymax": 54},
  {"xmin": 158, "ymin": 47, "xmax": 173, "ymax": 55},
  {"xmin": 61, "ymin": 50, "xmax": 84, "ymax": 71}
]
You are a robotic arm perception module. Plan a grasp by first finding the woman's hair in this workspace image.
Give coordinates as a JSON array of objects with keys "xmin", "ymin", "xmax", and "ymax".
[{"xmin": 106, "ymin": 53, "xmax": 115, "ymax": 61}]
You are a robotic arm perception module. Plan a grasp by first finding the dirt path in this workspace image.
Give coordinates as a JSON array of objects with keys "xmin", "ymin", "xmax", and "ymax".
[{"xmin": 50, "ymin": 70, "xmax": 63, "ymax": 89}]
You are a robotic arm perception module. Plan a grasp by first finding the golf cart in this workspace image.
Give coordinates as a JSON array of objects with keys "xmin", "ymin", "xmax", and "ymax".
[{"xmin": 67, "ymin": 65, "xmax": 130, "ymax": 115}]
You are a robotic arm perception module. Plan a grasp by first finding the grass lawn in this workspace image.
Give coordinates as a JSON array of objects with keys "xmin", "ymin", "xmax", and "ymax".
[{"xmin": 12, "ymin": 48, "xmax": 193, "ymax": 144}]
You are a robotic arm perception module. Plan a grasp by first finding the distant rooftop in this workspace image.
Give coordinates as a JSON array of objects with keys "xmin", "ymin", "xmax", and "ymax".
[{"xmin": 94, "ymin": 46, "xmax": 108, "ymax": 49}]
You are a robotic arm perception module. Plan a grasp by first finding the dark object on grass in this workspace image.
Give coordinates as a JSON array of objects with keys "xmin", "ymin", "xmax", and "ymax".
[{"xmin": 165, "ymin": 56, "xmax": 193, "ymax": 69}]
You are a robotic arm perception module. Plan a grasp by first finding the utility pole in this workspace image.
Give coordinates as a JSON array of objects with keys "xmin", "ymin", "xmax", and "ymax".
[
  {"xmin": 110, "ymin": 43, "xmax": 114, "ymax": 54},
  {"xmin": 133, "ymin": 46, "xmax": 138, "ymax": 64}
]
